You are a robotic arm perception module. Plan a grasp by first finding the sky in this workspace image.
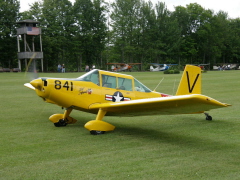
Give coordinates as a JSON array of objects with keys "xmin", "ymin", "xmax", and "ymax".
[{"xmin": 20, "ymin": 0, "xmax": 240, "ymax": 19}]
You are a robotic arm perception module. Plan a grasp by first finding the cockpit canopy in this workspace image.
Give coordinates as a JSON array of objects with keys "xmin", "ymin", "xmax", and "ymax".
[{"xmin": 77, "ymin": 69, "xmax": 151, "ymax": 92}]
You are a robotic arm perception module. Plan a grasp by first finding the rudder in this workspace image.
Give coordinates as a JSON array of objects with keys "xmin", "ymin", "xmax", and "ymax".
[{"xmin": 176, "ymin": 65, "xmax": 201, "ymax": 95}]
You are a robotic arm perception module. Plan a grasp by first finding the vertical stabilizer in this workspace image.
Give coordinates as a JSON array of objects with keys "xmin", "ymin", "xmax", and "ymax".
[{"xmin": 176, "ymin": 65, "xmax": 201, "ymax": 95}]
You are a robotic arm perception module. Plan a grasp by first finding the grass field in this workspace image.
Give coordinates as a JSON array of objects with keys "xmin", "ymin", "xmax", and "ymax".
[{"xmin": 0, "ymin": 70, "xmax": 240, "ymax": 180}]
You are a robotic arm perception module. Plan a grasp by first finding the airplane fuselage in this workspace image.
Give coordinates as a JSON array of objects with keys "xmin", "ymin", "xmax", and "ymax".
[{"xmin": 32, "ymin": 70, "xmax": 166, "ymax": 114}]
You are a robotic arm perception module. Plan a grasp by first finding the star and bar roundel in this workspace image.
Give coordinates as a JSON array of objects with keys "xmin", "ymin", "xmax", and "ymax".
[{"xmin": 105, "ymin": 91, "xmax": 130, "ymax": 102}]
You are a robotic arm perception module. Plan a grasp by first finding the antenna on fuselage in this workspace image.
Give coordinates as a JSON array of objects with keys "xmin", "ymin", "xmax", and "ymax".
[{"xmin": 153, "ymin": 77, "xmax": 164, "ymax": 92}]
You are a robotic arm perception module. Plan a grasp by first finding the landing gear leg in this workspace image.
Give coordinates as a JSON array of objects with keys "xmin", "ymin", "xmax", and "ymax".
[
  {"xmin": 50, "ymin": 108, "xmax": 77, "ymax": 127},
  {"xmin": 84, "ymin": 108, "xmax": 115, "ymax": 135},
  {"xmin": 54, "ymin": 108, "xmax": 73, "ymax": 127},
  {"xmin": 204, "ymin": 113, "xmax": 212, "ymax": 121}
]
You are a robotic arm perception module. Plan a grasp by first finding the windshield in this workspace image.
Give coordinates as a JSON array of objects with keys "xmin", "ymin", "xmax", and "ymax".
[
  {"xmin": 77, "ymin": 69, "xmax": 152, "ymax": 92},
  {"xmin": 77, "ymin": 69, "xmax": 99, "ymax": 85},
  {"xmin": 134, "ymin": 78, "xmax": 151, "ymax": 92}
]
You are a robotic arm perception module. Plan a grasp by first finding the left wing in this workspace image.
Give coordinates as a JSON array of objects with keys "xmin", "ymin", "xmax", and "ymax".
[{"xmin": 89, "ymin": 94, "xmax": 230, "ymax": 116}]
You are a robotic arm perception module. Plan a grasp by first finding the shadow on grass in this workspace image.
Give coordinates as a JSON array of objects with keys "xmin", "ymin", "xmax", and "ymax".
[
  {"xmin": 106, "ymin": 119, "xmax": 237, "ymax": 151},
  {"xmin": 39, "ymin": 110, "xmax": 237, "ymax": 152}
]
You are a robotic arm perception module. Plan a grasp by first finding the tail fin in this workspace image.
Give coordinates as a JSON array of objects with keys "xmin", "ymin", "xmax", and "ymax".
[{"xmin": 176, "ymin": 65, "xmax": 201, "ymax": 95}]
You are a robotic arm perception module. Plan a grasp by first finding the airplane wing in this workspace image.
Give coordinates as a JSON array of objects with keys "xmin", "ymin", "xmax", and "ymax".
[{"xmin": 89, "ymin": 94, "xmax": 230, "ymax": 116}]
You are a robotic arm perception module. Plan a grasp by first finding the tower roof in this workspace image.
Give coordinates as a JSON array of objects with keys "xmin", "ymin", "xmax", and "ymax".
[{"xmin": 16, "ymin": 19, "xmax": 40, "ymax": 24}]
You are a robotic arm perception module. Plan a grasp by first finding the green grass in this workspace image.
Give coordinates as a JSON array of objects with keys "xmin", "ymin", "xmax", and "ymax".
[{"xmin": 0, "ymin": 70, "xmax": 240, "ymax": 180}]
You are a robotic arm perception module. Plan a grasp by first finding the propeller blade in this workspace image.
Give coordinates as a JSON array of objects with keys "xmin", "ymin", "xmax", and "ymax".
[
  {"xmin": 24, "ymin": 83, "xmax": 35, "ymax": 90},
  {"xmin": 25, "ymin": 53, "xmax": 39, "ymax": 81},
  {"xmin": 27, "ymin": 70, "xmax": 39, "ymax": 81}
]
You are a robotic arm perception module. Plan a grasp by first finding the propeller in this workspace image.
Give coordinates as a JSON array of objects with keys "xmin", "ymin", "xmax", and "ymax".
[
  {"xmin": 25, "ymin": 53, "xmax": 39, "ymax": 80},
  {"xmin": 24, "ymin": 53, "xmax": 39, "ymax": 90}
]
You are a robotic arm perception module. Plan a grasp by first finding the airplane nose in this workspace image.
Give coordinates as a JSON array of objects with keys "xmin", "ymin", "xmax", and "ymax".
[{"xmin": 30, "ymin": 79, "xmax": 42, "ymax": 90}]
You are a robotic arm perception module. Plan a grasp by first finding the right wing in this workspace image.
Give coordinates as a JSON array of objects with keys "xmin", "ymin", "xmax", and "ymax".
[{"xmin": 89, "ymin": 94, "xmax": 230, "ymax": 116}]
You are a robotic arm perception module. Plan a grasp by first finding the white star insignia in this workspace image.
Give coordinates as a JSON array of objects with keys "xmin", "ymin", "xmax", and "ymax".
[{"xmin": 114, "ymin": 92, "xmax": 124, "ymax": 102}]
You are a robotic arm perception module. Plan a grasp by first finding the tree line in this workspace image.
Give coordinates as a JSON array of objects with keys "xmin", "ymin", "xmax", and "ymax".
[{"xmin": 1, "ymin": 0, "xmax": 240, "ymax": 71}]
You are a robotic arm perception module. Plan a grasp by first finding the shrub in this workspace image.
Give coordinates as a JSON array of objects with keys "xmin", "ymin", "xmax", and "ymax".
[{"xmin": 164, "ymin": 69, "xmax": 180, "ymax": 74}]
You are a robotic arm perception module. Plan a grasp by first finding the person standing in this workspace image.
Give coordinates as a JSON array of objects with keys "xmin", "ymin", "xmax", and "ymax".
[
  {"xmin": 57, "ymin": 64, "xmax": 62, "ymax": 72},
  {"xmin": 85, "ymin": 65, "xmax": 89, "ymax": 72},
  {"xmin": 111, "ymin": 65, "xmax": 115, "ymax": 71},
  {"xmin": 62, "ymin": 64, "xmax": 65, "ymax": 73},
  {"xmin": 92, "ymin": 64, "xmax": 95, "ymax": 69}
]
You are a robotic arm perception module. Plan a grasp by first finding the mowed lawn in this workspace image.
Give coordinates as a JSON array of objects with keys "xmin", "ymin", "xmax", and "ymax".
[{"xmin": 0, "ymin": 70, "xmax": 239, "ymax": 180}]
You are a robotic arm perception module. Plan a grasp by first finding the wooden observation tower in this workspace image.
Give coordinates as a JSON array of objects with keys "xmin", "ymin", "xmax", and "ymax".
[{"xmin": 16, "ymin": 19, "xmax": 43, "ymax": 72}]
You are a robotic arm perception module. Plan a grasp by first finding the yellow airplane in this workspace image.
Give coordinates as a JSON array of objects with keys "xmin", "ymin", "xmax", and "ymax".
[{"xmin": 24, "ymin": 65, "xmax": 231, "ymax": 135}]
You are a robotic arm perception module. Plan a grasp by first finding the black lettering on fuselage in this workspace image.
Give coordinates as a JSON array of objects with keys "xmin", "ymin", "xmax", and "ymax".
[
  {"xmin": 186, "ymin": 71, "xmax": 199, "ymax": 93},
  {"xmin": 54, "ymin": 80, "xmax": 73, "ymax": 91}
]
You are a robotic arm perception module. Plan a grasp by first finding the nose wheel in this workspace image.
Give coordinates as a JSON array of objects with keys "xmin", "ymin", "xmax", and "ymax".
[
  {"xmin": 204, "ymin": 113, "xmax": 212, "ymax": 121},
  {"xmin": 54, "ymin": 119, "xmax": 68, "ymax": 127}
]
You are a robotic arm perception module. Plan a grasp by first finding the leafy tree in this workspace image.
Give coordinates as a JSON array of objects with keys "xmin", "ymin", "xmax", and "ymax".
[
  {"xmin": 19, "ymin": 1, "xmax": 43, "ymax": 21},
  {"xmin": 1, "ymin": 0, "xmax": 240, "ymax": 71},
  {"xmin": 172, "ymin": 5, "xmax": 189, "ymax": 37},
  {"xmin": 174, "ymin": 3, "xmax": 214, "ymax": 64},
  {"xmin": 155, "ymin": 2, "xmax": 181, "ymax": 63},
  {"xmin": 110, "ymin": 0, "xmax": 141, "ymax": 63},
  {"xmin": 90, "ymin": 0, "xmax": 108, "ymax": 68},
  {"xmin": 137, "ymin": 1, "xmax": 156, "ymax": 63},
  {"xmin": 41, "ymin": 0, "xmax": 74, "ymax": 71},
  {"xmin": 193, "ymin": 8, "xmax": 214, "ymax": 64},
  {"xmin": 208, "ymin": 11, "xmax": 230, "ymax": 64},
  {"xmin": 73, "ymin": 0, "xmax": 107, "ymax": 70},
  {"xmin": 0, "ymin": 0, "xmax": 20, "ymax": 68},
  {"xmin": 228, "ymin": 18, "xmax": 240, "ymax": 63}
]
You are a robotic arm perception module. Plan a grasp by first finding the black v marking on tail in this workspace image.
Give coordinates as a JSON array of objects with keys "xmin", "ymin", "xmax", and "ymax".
[{"xmin": 186, "ymin": 71, "xmax": 200, "ymax": 93}]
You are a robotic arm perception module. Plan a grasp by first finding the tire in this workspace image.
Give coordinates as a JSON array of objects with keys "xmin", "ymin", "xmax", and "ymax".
[{"xmin": 90, "ymin": 130, "xmax": 105, "ymax": 135}]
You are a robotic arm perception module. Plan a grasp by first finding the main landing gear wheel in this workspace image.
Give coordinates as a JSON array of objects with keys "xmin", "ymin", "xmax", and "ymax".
[
  {"xmin": 204, "ymin": 113, "xmax": 212, "ymax": 121},
  {"xmin": 54, "ymin": 119, "xmax": 68, "ymax": 127},
  {"xmin": 90, "ymin": 130, "xmax": 105, "ymax": 135}
]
